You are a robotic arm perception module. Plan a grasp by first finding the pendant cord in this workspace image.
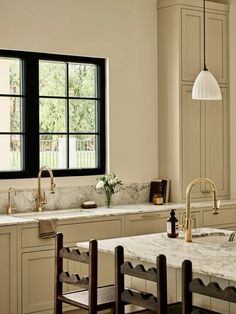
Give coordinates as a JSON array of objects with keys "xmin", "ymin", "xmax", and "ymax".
[{"xmin": 203, "ymin": 0, "xmax": 207, "ymax": 70}]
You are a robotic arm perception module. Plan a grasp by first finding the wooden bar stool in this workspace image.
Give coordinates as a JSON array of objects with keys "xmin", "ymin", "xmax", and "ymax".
[
  {"xmin": 55, "ymin": 233, "xmax": 115, "ymax": 314},
  {"xmin": 115, "ymin": 245, "xmax": 182, "ymax": 314},
  {"xmin": 182, "ymin": 259, "xmax": 236, "ymax": 314}
]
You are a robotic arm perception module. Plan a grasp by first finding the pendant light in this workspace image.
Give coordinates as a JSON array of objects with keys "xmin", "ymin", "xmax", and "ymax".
[{"xmin": 192, "ymin": 0, "xmax": 222, "ymax": 100}]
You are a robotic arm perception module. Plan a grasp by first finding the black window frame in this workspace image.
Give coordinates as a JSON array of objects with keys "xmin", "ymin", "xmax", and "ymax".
[{"xmin": 0, "ymin": 49, "xmax": 106, "ymax": 179}]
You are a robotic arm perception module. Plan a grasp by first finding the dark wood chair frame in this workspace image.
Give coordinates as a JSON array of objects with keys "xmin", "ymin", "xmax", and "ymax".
[
  {"xmin": 55, "ymin": 232, "xmax": 115, "ymax": 314},
  {"xmin": 182, "ymin": 259, "xmax": 236, "ymax": 314},
  {"xmin": 115, "ymin": 245, "xmax": 181, "ymax": 314}
]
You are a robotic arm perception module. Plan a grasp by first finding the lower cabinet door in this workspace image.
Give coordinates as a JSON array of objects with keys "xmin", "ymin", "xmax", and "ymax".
[
  {"xmin": 0, "ymin": 226, "xmax": 17, "ymax": 314},
  {"xmin": 22, "ymin": 250, "xmax": 55, "ymax": 313}
]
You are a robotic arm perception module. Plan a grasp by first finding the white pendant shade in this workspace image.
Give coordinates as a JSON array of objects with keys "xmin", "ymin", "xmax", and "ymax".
[{"xmin": 192, "ymin": 70, "xmax": 222, "ymax": 100}]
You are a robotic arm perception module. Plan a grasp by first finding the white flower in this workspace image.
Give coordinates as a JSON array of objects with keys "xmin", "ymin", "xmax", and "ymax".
[
  {"xmin": 96, "ymin": 180, "xmax": 105, "ymax": 189},
  {"xmin": 109, "ymin": 178, "xmax": 115, "ymax": 185}
]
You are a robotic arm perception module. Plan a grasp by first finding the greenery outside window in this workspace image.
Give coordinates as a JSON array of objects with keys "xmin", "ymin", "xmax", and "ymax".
[{"xmin": 0, "ymin": 50, "xmax": 106, "ymax": 179}]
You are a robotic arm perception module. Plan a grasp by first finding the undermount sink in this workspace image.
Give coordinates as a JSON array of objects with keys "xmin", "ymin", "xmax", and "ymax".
[{"xmin": 192, "ymin": 232, "xmax": 234, "ymax": 244}]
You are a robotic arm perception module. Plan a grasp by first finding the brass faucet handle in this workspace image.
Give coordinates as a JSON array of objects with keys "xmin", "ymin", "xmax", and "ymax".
[
  {"xmin": 41, "ymin": 191, "xmax": 47, "ymax": 205},
  {"xmin": 50, "ymin": 183, "xmax": 56, "ymax": 194}
]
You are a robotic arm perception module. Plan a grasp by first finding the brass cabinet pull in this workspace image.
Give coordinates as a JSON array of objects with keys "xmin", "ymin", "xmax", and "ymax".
[
  {"xmin": 140, "ymin": 213, "xmax": 160, "ymax": 219},
  {"xmin": 202, "ymin": 190, "xmax": 206, "ymax": 194}
]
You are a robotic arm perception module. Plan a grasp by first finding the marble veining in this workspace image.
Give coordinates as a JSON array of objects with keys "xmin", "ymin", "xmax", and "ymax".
[
  {"xmin": 0, "ymin": 182, "xmax": 150, "ymax": 214},
  {"xmin": 77, "ymin": 228, "xmax": 236, "ymax": 282}
]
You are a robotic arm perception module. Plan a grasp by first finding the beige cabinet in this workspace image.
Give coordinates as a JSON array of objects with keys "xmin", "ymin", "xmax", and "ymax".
[
  {"xmin": 124, "ymin": 211, "xmax": 171, "ymax": 236},
  {"xmin": 182, "ymin": 86, "xmax": 228, "ymax": 200},
  {"xmin": 19, "ymin": 216, "xmax": 123, "ymax": 314},
  {"xmin": 182, "ymin": 7, "xmax": 228, "ymax": 83},
  {"xmin": 22, "ymin": 250, "xmax": 55, "ymax": 313},
  {"xmin": 0, "ymin": 226, "xmax": 17, "ymax": 314},
  {"xmin": 157, "ymin": 0, "xmax": 229, "ymax": 202},
  {"xmin": 202, "ymin": 206, "xmax": 236, "ymax": 230}
]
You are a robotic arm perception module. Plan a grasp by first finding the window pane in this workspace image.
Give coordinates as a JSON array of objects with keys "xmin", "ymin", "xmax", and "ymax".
[
  {"xmin": 0, "ymin": 97, "xmax": 22, "ymax": 132},
  {"xmin": 39, "ymin": 61, "xmax": 66, "ymax": 96},
  {"xmin": 69, "ymin": 135, "xmax": 96, "ymax": 169},
  {"xmin": 40, "ymin": 98, "xmax": 66, "ymax": 132},
  {"xmin": 0, "ymin": 134, "xmax": 22, "ymax": 171},
  {"xmin": 69, "ymin": 63, "xmax": 97, "ymax": 97},
  {"xmin": 40, "ymin": 135, "xmax": 67, "ymax": 169},
  {"xmin": 69, "ymin": 99, "xmax": 96, "ymax": 132},
  {"xmin": 0, "ymin": 58, "xmax": 21, "ymax": 95}
]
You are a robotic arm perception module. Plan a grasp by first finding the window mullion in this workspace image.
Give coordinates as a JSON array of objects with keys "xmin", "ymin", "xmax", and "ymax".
[
  {"xmin": 66, "ymin": 62, "xmax": 69, "ymax": 169},
  {"xmin": 24, "ymin": 56, "xmax": 39, "ymax": 177}
]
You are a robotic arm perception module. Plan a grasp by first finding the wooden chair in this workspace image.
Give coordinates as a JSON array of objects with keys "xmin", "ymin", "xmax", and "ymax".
[
  {"xmin": 182, "ymin": 259, "xmax": 236, "ymax": 314},
  {"xmin": 115, "ymin": 245, "xmax": 182, "ymax": 314},
  {"xmin": 55, "ymin": 232, "xmax": 115, "ymax": 314}
]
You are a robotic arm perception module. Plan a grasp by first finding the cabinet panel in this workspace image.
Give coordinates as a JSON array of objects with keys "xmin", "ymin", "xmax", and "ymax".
[
  {"xmin": 182, "ymin": 8, "xmax": 202, "ymax": 81},
  {"xmin": 203, "ymin": 207, "xmax": 236, "ymax": 227},
  {"xmin": 125, "ymin": 212, "xmax": 169, "ymax": 236},
  {"xmin": 182, "ymin": 9, "xmax": 227, "ymax": 83},
  {"xmin": 0, "ymin": 226, "xmax": 17, "ymax": 314},
  {"xmin": 22, "ymin": 250, "xmax": 55, "ymax": 313},
  {"xmin": 205, "ymin": 88, "xmax": 228, "ymax": 197},
  {"xmin": 207, "ymin": 13, "xmax": 227, "ymax": 83},
  {"xmin": 182, "ymin": 85, "xmax": 204, "ymax": 199},
  {"xmin": 181, "ymin": 86, "xmax": 228, "ymax": 200}
]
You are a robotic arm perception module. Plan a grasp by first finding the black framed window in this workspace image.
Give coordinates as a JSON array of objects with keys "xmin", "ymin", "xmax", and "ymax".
[{"xmin": 0, "ymin": 50, "xmax": 106, "ymax": 179}]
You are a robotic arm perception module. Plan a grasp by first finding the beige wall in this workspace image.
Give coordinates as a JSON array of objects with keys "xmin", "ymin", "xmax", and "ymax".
[
  {"xmin": 230, "ymin": 0, "xmax": 236, "ymax": 198},
  {"xmin": 0, "ymin": 0, "xmax": 158, "ymax": 189}
]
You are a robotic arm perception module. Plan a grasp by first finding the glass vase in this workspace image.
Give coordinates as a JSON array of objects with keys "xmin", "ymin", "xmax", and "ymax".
[{"xmin": 105, "ymin": 193, "xmax": 112, "ymax": 208}]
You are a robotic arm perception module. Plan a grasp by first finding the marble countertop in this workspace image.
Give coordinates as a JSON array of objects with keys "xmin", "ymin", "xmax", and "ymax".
[
  {"xmin": 77, "ymin": 227, "xmax": 236, "ymax": 282},
  {"xmin": 0, "ymin": 199, "xmax": 236, "ymax": 226}
]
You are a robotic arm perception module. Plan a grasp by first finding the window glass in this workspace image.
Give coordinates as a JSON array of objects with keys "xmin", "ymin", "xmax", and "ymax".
[
  {"xmin": 40, "ymin": 98, "xmax": 66, "ymax": 132},
  {"xmin": 40, "ymin": 134, "xmax": 67, "ymax": 169},
  {"xmin": 69, "ymin": 63, "xmax": 97, "ymax": 98},
  {"xmin": 69, "ymin": 134, "xmax": 96, "ymax": 169},
  {"xmin": 69, "ymin": 99, "xmax": 96, "ymax": 132},
  {"xmin": 0, "ymin": 58, "xmax": 21, "ymax": 95},
  {"xmin": 0, "ymin": 97, "xmax": 22, "ymax": 132},
  {"xmin": 39, "ymin": 61, "xmax": 66, "ymax": 96},
  {"xmin": 0, "ymin": 134, "xmax": 22, "ymax": 171}
]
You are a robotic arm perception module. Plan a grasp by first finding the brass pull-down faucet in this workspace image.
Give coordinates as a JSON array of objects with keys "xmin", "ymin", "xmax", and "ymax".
[
  {"xmin": 36, "ymin": 165, "xmax": 56, "ymax": 212},
  {"xmin": 184, "ymin": 177, "xmax": 219, "ymax": 242}
]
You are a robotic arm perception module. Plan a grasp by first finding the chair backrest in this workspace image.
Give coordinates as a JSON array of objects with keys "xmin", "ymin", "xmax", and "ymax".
[
  {"xmin": 182, "ymin": 259, "xmax": 236, "ymax": 314},
  {"xmin": 115, "ymin": 245, "xmax": 168, "ymax": 314},
  {"xmin": 55, "ymin": 232, "xmax": 98, "ymax": 312}
]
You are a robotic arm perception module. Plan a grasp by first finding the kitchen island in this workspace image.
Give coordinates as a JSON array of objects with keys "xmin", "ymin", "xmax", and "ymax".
[{"xmin": 77, "ymin": 228, "xmax": 236, "ymax": 314}]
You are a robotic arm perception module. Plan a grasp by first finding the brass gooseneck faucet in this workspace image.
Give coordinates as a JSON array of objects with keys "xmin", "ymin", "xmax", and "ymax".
[
  {"xmin": 7, "ymin": 186, "xmax": 16, "ymax": 214},
  {"xmin": 36, "ymin": 165, "xmax": 56, "ymax": 212},
  {"xmin": 185, "ymin": 178, "xmax": 219, "ymax": 242}
]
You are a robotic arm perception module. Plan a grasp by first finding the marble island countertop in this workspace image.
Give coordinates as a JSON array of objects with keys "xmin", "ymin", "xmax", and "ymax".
[
  {"xmin": 0, "ymin": 199, "xmax": 236, "ymax": 226},
  {"xmin": 78, "ymin": 227, "xmax": 236, "ymax": 282}
]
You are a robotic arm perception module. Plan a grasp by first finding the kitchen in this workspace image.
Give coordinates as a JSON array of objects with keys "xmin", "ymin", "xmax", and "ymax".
[{"xmin": 0, "ymin": 0, "xmax": 236, "ymax": 313}]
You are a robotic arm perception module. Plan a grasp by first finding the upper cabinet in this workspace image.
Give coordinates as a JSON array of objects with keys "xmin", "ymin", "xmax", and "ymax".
[
  {"xmin": 181, "ymin": 8, "xmax": 228, "ymax": 83},
  {"xmin": 157, "ymin": 0, "xmax": 229, "ymax": 202}
]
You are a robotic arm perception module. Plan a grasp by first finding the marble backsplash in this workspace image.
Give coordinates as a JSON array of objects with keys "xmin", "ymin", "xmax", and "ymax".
[{"xmin": 0, "ymin": 182, "xmax": 150, "ymax": 214}]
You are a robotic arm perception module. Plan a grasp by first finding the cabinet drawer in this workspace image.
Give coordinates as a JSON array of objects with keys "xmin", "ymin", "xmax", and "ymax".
[
  {"xmin": 125, "ymin": 212, "xmax": 169, "ymax": 236},
  {"xmin": 203, "ymin": 208, "xmax": 236, "ymax": 227},
  {"xmin": 20, "ymin": 218, "xmax": 123, "ymax": 248},
  {"xmin": 61, "ymin": 218, "xmax": 123, "ymax": 244}
]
